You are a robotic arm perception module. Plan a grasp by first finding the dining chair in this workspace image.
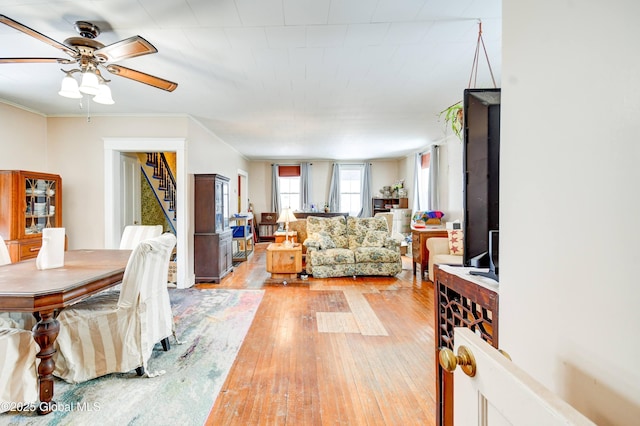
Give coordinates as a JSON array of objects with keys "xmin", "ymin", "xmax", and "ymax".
[
  {"xmin": 0, "ymin": 235, "xmax": 12, "ymax": 266},
  {"xmin": 0, "ymin": 237, "xmax": 37, "ymax": 330},
  {"xmin": 119, "ymin": 225, "xmax": 163, "ymax": 250},
  {"xmin": 53, "ymin": 232, "xmax": 177, "ymax": 384},
  {"xmin": 0, "ymin": 321, "xmax": 39, "ymax": 413}
]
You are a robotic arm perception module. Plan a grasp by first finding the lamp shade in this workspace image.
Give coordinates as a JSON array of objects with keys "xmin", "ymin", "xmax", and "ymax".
[
  {"xmin": 277, "ymin": 208, "xmax": 297, "ymax": 224},
  {"xmin": 58, "ymin": 75, "xmax": 82, "ymax": 99},
  {"xmin": 79, "ymin": 71, "xmax": 100, "ymax": 95},
  {"xmin": 93, "ymin": 83, "xmax": 114, "ymax": 105}
]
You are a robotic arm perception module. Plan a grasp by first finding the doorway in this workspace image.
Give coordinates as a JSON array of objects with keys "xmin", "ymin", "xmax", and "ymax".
[
  {"xmin": 120, "ymin": 153, "xmax": 141, "ymax": 228},
  {"xmin": 238, "ymin": 169, "xmax": 248, "ymax": 213},
  {"xmin": 103, "ymin": 138, "xmax": 190, "ymax": 289}
]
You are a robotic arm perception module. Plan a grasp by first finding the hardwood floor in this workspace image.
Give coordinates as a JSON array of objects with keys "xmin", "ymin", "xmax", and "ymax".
[{"xmin": 200, "ymin": 243, "xmax": 437, "ymax": 425}]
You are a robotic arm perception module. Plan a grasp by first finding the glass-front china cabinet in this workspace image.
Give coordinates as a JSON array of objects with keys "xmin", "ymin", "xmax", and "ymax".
[{"xmin": 0, "ymin": 170, "xmax": 63, "ymax": 262}]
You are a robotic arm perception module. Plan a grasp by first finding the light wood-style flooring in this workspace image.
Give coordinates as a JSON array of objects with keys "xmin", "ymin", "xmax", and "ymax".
[{"xmin": 200, "ymin": 243, "xmax": 437, "ymax": 425}]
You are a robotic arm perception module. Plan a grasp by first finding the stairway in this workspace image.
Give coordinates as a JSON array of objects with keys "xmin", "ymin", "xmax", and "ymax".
[{"xmin": 140, "ymin": 153, "xmax": 176, "ymax": 234}]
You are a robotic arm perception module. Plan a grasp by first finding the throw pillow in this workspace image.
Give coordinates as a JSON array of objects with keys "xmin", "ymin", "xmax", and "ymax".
[
  {"xmin": 304, "ymin": 232, "xmax": 321, "ymax": 247},
  {"xmin": 317, "ymin": 231, "xmax": 337, "ymax": 249},
  {"xmin": 447, "ymin": 230, "xmax": 464, "ymax": 255},
  {"xmin": 362, "ymin": 230, "xmax": 387, "ymax": 247}
]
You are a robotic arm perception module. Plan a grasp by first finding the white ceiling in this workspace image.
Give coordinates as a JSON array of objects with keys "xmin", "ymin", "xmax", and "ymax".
[{"xmin": 0, "ymin": 0, "xmax": 501, "ymax": 160}]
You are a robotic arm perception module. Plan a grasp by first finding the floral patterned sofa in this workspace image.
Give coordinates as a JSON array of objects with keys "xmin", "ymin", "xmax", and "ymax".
[{"xmin": 303, "ymin": 215, "xmax": 402, "ymax": 278}]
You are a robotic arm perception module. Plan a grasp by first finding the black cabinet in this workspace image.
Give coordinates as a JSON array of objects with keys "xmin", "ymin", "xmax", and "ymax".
[{"xmin": 194, "ymin": 174, "xmax": 233, "ymax": 283}]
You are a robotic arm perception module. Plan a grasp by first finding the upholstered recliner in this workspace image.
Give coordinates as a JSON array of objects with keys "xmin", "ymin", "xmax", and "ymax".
[
  {"xmin": 426, "ymin": 231, "xmax": 464, "ymax": 282},
  {"xmin": 53, "ymin": 233, "xmax": 176, "ymax": 384},
  {"xmin": 304, "ymin": 216, "xmax": 402, "ymax": 278},
  {"xmin": 0, "ymin": 319, "xmax": 38, "ymax": 413}
]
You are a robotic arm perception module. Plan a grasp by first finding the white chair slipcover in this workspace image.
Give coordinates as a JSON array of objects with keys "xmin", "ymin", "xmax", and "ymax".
[
  {"xmin": 53, "ymin": 233, "xmax": 176, "ymax": 384},
  {"xmin": 119, "ymin": 225, "xmax": 163, "ymax": 250},
  {"xmin": 0, "ymin": 324, "xmax": 39, "ymax": 413},
  {"xmin": 0, "ymin": 237, "xmax": 38, "ymax": 332},
  {"xmin": 0, "ymin": 234, "xmax": 12, "ymax": 266}
]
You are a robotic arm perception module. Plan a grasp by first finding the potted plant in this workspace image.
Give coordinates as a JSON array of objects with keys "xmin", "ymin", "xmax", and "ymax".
[{"xmin": 439, "ymin": 101, "xmax": 463, "ymax": 140}]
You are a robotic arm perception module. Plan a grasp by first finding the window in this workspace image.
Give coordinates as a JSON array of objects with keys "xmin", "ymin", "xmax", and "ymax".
[
  {"xmin": 339, "ymin": 166, "xmax": 362, "ymax": 216},
  {"xmin": 278, "ymin": 165, "xmax": 301, "ymax": 210},
  {"xmin": 418, "ymin": 153, "xmax": 430, "ymax": 209}
]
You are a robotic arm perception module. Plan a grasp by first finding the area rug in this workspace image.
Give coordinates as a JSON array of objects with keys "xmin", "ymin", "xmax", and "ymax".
[{"xmin": 3, "ymin": 288, "xmax": 264, "ymax": 426}]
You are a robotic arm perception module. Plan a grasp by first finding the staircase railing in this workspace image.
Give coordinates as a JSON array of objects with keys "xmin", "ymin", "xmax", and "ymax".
[{"xmin": 143, "ymin": 152, "xmax": 176, "ymax": 233}]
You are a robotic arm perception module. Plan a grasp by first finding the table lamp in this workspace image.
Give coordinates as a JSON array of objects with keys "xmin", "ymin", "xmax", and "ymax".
[{"xmin": 277, "ymin": 207, "xmax": 297, "ymax": 247}]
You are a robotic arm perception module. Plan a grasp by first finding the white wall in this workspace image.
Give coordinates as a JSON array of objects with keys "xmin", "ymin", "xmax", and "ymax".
[
  {"xmin": 501, "ymin": 1, "xmax": 640, "ymax": 424},
  {"xmin": 46, "ymin": 116, "xmax": 189, "ymax": 249},
  {"xmin": 248, "ymin": 159, "xmax": 405, "ymax": 219},
  {"xmin": 0, "ymin": 102, "xmax": 48, "ymax": 171},
  {"xmin": 439, "ymin": 137, "xmax": 464, "ymax": 222},
  {"xmin": 43, "ymin": 115, "xmax": 249, "ymax": 288},
  {"xmin": 187, "ymin": 119, "xmax": 250, "ymax": 217}
]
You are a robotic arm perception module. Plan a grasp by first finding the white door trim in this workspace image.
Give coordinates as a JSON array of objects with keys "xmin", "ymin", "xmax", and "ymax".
[{"xmin": 104, "ymin": 138, "xmax": 192, "ymax": 289}]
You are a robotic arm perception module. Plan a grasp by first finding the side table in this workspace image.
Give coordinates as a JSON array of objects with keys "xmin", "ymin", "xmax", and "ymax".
[
  {"xmin": 411, "ymin": 227, "xmax": 448, "ymax": 279},
  {"xmin": 266, "ymin": 243, "xmax": 303, "ymax": 284}
]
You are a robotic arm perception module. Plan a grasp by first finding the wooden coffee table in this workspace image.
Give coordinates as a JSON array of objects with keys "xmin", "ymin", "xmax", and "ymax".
[{"xmin": 266, "ymin": 243, "xmax": 302, "ymax": 284}]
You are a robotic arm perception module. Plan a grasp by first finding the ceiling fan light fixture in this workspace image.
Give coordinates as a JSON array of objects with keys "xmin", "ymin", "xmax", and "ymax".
[
  {"xmin": 79, "ymin": 70, "xmax": 100, "ymax": 95},
  {"xmin": 93, "ymin": 83, "xmax": 114, "ymax": 105},
  {"xmin": 58, "ymin": 74, "xmax": 82, "ymax": 99}
]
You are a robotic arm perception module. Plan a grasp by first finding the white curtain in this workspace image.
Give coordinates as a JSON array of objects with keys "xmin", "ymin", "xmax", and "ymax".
[
  {"xmin": 428, "ymin": 145, "xmax": 439, "ymax": 210},
  {"xmin": 412, "ymin": 153, "xmax": 423, "ymax": 211},
  {"xmin": 328, "ymin": 163, "xmax": 340, "ymax": 212},
  {"xmin": 271, "ymin": 164, "xmax": 280, "ymax": 212},
  {"xmin": 300, "ymin": 162, "xmax": 312, "ymax": 211},
  {"xmin": 358, "ymin": 163, "xmax": 372, "ymax": 217}
]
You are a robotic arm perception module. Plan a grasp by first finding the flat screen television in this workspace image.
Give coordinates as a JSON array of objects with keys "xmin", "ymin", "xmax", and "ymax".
[{"xmin": 463, "ymin": 88, "xmax": 501, "ymax": 271}]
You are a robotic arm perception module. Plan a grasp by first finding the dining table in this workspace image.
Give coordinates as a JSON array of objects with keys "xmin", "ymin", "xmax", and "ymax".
[{"xmin": 0, "ymin": 249, "xmax": 131, "ymax": 414}]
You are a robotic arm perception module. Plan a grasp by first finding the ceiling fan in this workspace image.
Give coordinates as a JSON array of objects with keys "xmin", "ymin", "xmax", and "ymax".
[{"xmin": 0, "ymin": 14, "xmax": 178, "ymax": 103}]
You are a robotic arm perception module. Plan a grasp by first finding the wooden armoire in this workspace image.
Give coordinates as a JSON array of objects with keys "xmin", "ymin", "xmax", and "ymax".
[{"xmin": 194, "ymin": 174, "xmax": 233, "ymax": 283}]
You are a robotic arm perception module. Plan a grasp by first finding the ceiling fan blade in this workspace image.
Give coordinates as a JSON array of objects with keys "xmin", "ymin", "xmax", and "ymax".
[
  {"xmin": 0, "ymin": 15, "xmax": 77, "ymax": 58},
  {"xmin": 94, "ymin": 36, "xmax": 157, "ymax": 63},
  {"xmin": 0, "ymin": 57, "xmax": 73, "ymax": 64},
  {"xmin": 105, "ymin": 64, "xmax": 178, "ymax": 92}
]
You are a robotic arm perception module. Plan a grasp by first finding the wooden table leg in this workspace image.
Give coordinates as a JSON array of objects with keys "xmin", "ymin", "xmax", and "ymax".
[{"xmin": 32, "ymin": 310, "xmax": 59, "ymax": 415}]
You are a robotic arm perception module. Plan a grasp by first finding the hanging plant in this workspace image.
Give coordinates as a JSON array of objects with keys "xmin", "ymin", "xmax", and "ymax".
[
  {"xmin": 438, "ymin": 21, "xmax": 497, "ymax": 141},
  {"xmin": 439, "ymin": 102, "xmax": 463, "ymax": 140}
]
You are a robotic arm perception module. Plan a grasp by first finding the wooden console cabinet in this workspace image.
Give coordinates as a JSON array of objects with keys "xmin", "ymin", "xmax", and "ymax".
[
  {"xmin": 434, "ymin": 264, "xmax": 499, "ymax": 426},
  {"xmin": 411, "ymin": 228, "xmax": 448, "ymax": 279},
  {"xmin": 0, "ymin": 170, "xmax": 63, "ymax": 263},
  {"xmin": 194, "ymin": 174, "xmax": 233, "ymax": 283},
  {"xmin": 258, "ymin": 212, "xmax": 278, "ymax": 242},
  {"xmin": 372, "ymin": 197, "xmax": 408, "ymax": 215}
]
